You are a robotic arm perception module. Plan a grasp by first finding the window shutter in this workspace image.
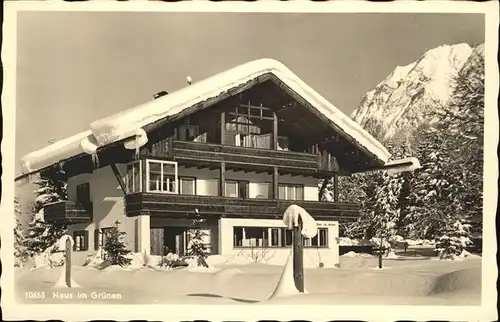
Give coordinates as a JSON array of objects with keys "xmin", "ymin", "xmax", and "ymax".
[
  {"xmin": 94, "ymin": 229, "xmax": 99, "ymax": 250},
  {"xmin": 83, "ymin": 230, "xmax": 89, "ymax": 251}
]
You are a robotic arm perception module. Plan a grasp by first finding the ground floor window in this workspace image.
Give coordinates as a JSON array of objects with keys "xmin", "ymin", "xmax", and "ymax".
[
  {"xmin": 73, "ymin": 230, "xmax": 89, "ymax": 251},
  {"xmin": 94, "ymin": 227, "xmax": 113, "ymax": 250},
  {"xmin": 233, "ymin": 226, "xmax": 328, "ymax": 248}
]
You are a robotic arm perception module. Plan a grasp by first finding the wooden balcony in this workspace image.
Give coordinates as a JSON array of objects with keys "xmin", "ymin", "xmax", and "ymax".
[
  {"xmin": 143, "ymin": 139, "xmax": 338, "ymax": 175},
  {"xmin": 125, "ymin": 192, "xmax": 360, "ymax": 222},
  {"xmin": 43, "ymin": 201, "xmax": 93, "ymax": 224}
]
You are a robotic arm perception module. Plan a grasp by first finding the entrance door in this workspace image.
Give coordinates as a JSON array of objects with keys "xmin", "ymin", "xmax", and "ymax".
[
  {"xmin": 164, "ymin": 227, "xmax": 188, "ymax": 256},
  {"xmin": 150, "ymin": 228, "xmax": 165, "ymax": 255}
]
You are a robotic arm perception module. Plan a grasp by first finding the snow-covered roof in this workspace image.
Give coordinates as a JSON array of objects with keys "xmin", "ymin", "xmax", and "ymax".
[{"xmin": 19, "ymin": 58, "xmax": 392, "ymax": 175}]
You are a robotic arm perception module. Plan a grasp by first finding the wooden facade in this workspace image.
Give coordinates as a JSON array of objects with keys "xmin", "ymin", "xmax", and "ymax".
[
  {"xmin": 125, "ymin": 192, "xmax": 360, "ymax": 222},
  {"xmin": 44, "ymin": 201, "xmax": 93, "ymax": 224},
  {"xmin": 42, "ymin": 74, "xmax": 373, "ymax": 225}
]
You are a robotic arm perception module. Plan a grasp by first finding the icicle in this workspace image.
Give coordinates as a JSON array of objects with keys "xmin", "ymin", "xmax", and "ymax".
[
  {"xmin": 91, "ymin": 153, "xmax": 100, "ymax": 169},
  {"xmin": 124, "ymin": 128, "xmax": 148, "ymax": 156}
]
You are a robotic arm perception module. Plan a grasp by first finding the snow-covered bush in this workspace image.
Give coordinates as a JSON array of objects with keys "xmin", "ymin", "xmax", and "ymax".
[
  {"xmin": 159, "ymin": 250, "xmax": 188, "ymax": 269},
  {"xmin": 102, "ymin": 221, "xmax": 132, "ymax": 267}
]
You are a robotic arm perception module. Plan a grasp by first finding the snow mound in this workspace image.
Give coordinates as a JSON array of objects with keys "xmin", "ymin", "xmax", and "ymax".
[
  {"xmin": 268, "ymin": 250, "xmax": 303, "ymax": 299},
  {"xmin": 430, "ymin": 267, "xmax": 481, "ymax": 295},
  {"xmin": 341, "ymin": 251, "xmax": 373, "ymax": 258},
  {"xmin": 33, "ymin": 244, "xmax": 64, "ymax": 269},
  {"xmin": 53, "ymin": 268, "xmax": 81, "ymax": 289}
]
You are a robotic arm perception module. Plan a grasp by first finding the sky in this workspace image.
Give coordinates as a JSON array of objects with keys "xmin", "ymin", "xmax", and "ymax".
[{"xmin": 15, "ymin": 11, "xmax": 485, "ymax": 176}]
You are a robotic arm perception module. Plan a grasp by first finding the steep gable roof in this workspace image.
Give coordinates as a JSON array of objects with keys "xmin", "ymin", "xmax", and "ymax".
[{"xmin": 20, "ymin": 58, "xmax": 391, "ymax": 175}]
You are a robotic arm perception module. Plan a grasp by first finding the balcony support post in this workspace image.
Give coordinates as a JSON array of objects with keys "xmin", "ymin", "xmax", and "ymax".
[
  {"xmin": 110, "ymin": 164, "xmax": 127, "ymax": 195},
  {"xmin": 272, "ymin": 111, "xmax": 278, "ymax": 150},
  {"xmin": 318, "ymin": 177, "xmax": 329, "ymax": 201},
  {"xmin": 219, "ymin": 162, "xmax": 226, "ymax": 197},
  {"xmin": 220, "ymin": 111, "xmax": 226, "ymax": 145},
  {"xmin": 272, "ymin": 166, "xmax": 279, "ymax": 199},
  {"xmin": 333, "ymin": 174, "xmax": 339, "ymax": 202}
]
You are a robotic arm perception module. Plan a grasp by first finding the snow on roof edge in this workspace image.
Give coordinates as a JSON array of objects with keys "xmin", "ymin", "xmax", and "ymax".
[
  {"xmin": 19, "ymin": 58, "xmax": 391, "ymax": 174},
  {"xmin": 20, "ymin": 130, "xmax": 94, "ymax": 174}
]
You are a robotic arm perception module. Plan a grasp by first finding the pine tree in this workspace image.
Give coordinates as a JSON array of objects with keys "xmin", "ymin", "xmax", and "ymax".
[
  {"xmin": 435, "ymin": 219, "xmax": 472, "ymax": 259},
  {"xmin": 24, "ymin": 167, "xmax": 68, "ymax": 257},
  {"xmin": 186, "ymin": 218, "xmax": 210, "ymax": 268},
  {"xmin": 103, "ymin": 220, "xmax": 132, "ymax": 267},
  {"xmin": 404, "ymin": 46, "xmax": 483, "ymax": 247}
]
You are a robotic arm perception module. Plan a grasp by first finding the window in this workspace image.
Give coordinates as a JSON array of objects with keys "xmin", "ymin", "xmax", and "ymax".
[
  {"xmin": 269, "ymin": 228, "xmax": 281, "ymax": 247},
  {"xmin": 277, "ymin": 136, "xmax": 289, "ymax": 151},
  {"xmin": 233, "ymin": 227, "xmax": 328, "ymax": 248},
  {"xmin": 304, "ymin": 228, "xmax": 329, "ymax": 248},
  {"xmin": 179, "ymin": 177, "xmax": 196, "ymax": 195},
  {"xmin": 94, "ymin": 228, "xmax": 113, "ymax": 250},
  {"xmin": 278, "ymin": 184, "xmax": 304, "ymax": 200},
  {"xmin": 233, "ymin": 227, "xmax": 267, "ymax": 247},
  {"xmin": 178, "ymin": 125, "xmax": 199, "ymax": 141},
  {"xmin": 225, "ymin": 180, "xmax": 248, "ymax": 198},
  {"xmin": 76, "ymin": 183, "xmax": 90, "ymax": 205},
  {"xmin": 73, "ymin": 230, "xmax": 89, "ymax": 251},
  {"xmin": 253, "ymin": 182, "xmax": 270, "ymax": 199},
  {"xmin": 126, "ymin": 161, "xmax": 142, "ymax": 193},
  {"xmin": 146, "ymin": 160, "xmax": 178, "ymax": 193}
]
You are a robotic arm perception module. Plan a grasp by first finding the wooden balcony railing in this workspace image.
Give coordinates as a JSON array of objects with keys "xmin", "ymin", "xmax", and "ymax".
[
  {"xmin": 143, "ymin": 139, "xmax": 338, "ymax": 175},
  {"xmin": 125, "ymin": 192, "xmax": 360, "ymax": 222},
  {"xmin": 43, "ymin": 201, "xmax": 93, "ymax": 224}
]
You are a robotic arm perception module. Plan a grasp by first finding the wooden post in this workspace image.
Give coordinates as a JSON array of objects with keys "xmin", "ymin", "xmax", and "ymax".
[
  {"xmin": 220, "ymin": 111, "xmax": 226, "ymax": 145},
  {"xmin": 219, "ymin": 162, "xmax": 226, "ymax": 197},
  {"xmin": 65, "ymin": 238, "xmax": 72, "ymax": 287},
  {"xmin": 293, "ymin": 217, "xmax": 304, "ymax": 292},
  {"xmin": 272, "ymin": 111, "xmax": 278, "ymax": 150},
  {"xmin": 378, "ymin": 236, "xmax": 383, "ymax": 269},
  {"xmin": 318, "ymin": 177, "xmax": 328, "ymax": 201},
  {"xmin": 333, "ymin": 174, "xmax": 339, "ymax": 202},
  {"xmin": 272, "ymin": 166, "xmax": 279, "ymax": 199}
]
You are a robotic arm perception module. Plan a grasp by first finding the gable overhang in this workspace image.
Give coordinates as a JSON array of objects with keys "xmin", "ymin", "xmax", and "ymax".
[{"xmin": 18, "ymin": 58, "xmax": 394, "ymax": 179}]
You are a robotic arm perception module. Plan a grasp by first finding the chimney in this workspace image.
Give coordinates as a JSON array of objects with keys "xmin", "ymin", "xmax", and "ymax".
[{"xmin": 153, "ymin": 91, "xmax": 169, "ymax": 100}]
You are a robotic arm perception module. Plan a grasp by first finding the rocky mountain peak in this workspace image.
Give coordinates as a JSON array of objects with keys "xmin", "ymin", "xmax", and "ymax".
[{"xmin": 351, "ymin": 43, "xmax": 475, "ymax": 143}]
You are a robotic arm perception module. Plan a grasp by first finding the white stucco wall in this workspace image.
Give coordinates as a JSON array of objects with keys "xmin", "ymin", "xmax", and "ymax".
[
  {"xmin": 66, "ymin": 165, "xmax": 139, "ymax": 265},
  {"xmin": 177, "ymin": 166, "xmax": 319, "ymax": 201},
  {"xmin": 218, "ymin": 218, "xmax": 340, "ymax": 268},
  {"xmin": 65, "ymin": 162, "xmax": 321, "ymax": 265}
]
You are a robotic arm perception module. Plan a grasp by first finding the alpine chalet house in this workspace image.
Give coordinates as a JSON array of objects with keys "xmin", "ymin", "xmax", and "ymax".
[{"xmin": 19, "ymin": 59, "xmax": 419, "ymax": 267}]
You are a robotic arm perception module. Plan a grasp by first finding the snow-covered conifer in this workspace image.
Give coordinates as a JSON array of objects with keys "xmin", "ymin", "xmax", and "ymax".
[
  {"xmin": 24, "ymin": 166, "xmax": 68, "ymax": 257},
  {"xmin": 103, "ymin": 221, "xmax": 132, "ymax": 267}
]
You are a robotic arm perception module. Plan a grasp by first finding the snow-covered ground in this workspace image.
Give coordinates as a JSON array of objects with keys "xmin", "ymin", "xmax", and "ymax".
[{"xmin": 15, "ymin": 253, "xmax": 481, "ymax": 306}]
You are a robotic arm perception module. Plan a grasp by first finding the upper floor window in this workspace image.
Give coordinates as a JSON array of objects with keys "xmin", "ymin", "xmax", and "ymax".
[
  {"xmin": 176, "ymin": 125, "xmax": 199, "ymax": 141},
  {"xmin": 126, "ymin": 161, "xmax": 141, "ymax": 193},
  {"xmin": 278, "ymin": 183, "xmax": 304, "ymax": 200},
  {"xmin": 225, "ymin": 180, "xmax": 249, "ymax": 198},
  {"xmin": 146, "ymin": 160, "xmax": 178, "ymax": 193},
  {"xmin": 76, "ymin": 183, "xmax": 91, "ymax": 206},
  {"xmin": 179, "ymin": 177, "xmax": 196, "ymax": 195}
]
